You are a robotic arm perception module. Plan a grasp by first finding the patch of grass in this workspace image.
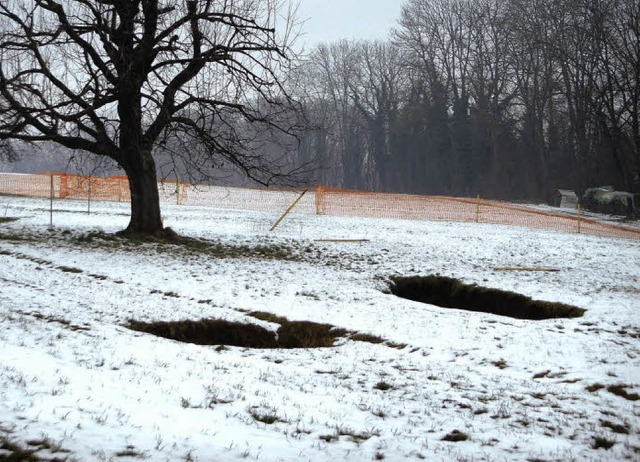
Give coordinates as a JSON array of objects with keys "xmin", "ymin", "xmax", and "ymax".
[
  {"xmin": 0, "ymin": 437, "xmax": 39, "ymax": 461},
  {"xmin": 491, "ymin": 360, "xmax": 508, "ymax": 369},
  {"xmin": 26, "ymin": 437, "xmax": 69, "ymax": 454},
  {"xmin": 385, "ymin": 341, "xmax": 408, "ymax": 349},
  {"xmin": 389, "ymin": 275, "xmax": 586, "ymax": 320},
  {"xmin": 373, "ymin": 381, "xmax": 393, "ymax": 391},
  {"xmin": 0, "ymin": 435, "xmax": 70, "ymax": 461},
  {"xmin": 592, "ymin": 436, "xmax": 616, "ymax": 450},
  {"xmin": 533, "ymin": 370, "xmax": 551, "ymax": 379},
  {"xmin": 318, "ymin": 434, "xmax": 338, "ymax": 443},
  {"xmin": 441, "ymin": 430, "xmax": 470, "ymax": 442},
  {"xmin": 0, "ymin": 231, "xmax": 38, "ymax": 243},
  {"xmin": 115, "ymin": 446, "xmax": 146, "ymax": 458},
  {"xmin": 72, "ymin": 230, "xmax": 303, "ymax": 262},
  {"xmin": 57, "ymin": 266, "xmax": 83, "ymax": 274},
  {"xmin": 600, "ymin": 420, "xmax": 630, "ymax": 434},
  {"xmin": 248, "ymin": 407, "xmax": 283, "ymax": 425},
  {"xmin": 247, "ymin": 311, "xmax": 290, "ymax": 325},
  {"xmin": 586, "ymin": 383, "xmax": 605, "ymax": 393},
  {"xmin": 606, "ymin": 384, "xmax": 640, "ymax": 401},
  {"xmin": 0, "ymin": 217, "xmax": 19, "ymax": 224},
  {"xmin": 296, "ymin": 290, "xmax": 321, "ymax": 300},
  {"xmin": 335, "ymin": 426, "xmax": 380, "ymax": 443},
  {"xmin": 17, "ymin": 310, "xmax": 90, "ymax": 332},
  {"xmin": 349, "ymin": 333, "xmax": 385, "ymax": 344}
]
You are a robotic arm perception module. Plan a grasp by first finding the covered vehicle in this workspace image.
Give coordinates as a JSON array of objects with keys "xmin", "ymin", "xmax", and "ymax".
[{"xmin": 581, "ymin": 186, "xmax": 638, "ymax": 216}]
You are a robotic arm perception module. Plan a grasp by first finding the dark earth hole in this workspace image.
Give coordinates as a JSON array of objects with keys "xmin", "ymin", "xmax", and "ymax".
[
  {"xmin": 389, "ymin": 275, "xmax": 586, "ymax": 320},
  {"xmin": 126, "ymin": 317, "xmax": 353, "ymax": 349}
]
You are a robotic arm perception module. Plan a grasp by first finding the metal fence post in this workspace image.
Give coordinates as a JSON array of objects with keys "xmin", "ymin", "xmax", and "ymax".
[{"xmin": 49, "ymin": 174, "xmax": 54, "ymax": 228}]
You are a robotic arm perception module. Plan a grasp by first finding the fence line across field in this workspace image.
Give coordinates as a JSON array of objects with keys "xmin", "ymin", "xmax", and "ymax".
[{"xmin": 1, "ymin": 172, "xmax": 639, "ymax": 241}]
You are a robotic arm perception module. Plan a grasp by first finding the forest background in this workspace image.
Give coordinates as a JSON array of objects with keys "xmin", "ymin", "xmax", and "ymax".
[{"xmin": 2, "ymin": 0, "xmax": 638, "ymax": 204}]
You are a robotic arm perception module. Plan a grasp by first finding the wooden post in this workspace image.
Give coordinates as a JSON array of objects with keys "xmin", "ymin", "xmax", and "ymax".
[
  {"xmin": 475, "ymin": 194, "xmax": 481, "ymax": 223},
  {"xmin": 577, "ymin": 204, "xmax": 582, "ymax": 233},
  {"xmin": 87, "ymin": 176, "xmax": 91, "ymax": 214},
  {"xmin": 176, "ymin": 177, "xmax": 181, "ymax": 205},
  {"xmin": 270, "ymin": 189, "xmax": 308, "ymax": 232},
  {"xmin": 315, "ymin": 186, "xmax": 324, "ymax": 215}
]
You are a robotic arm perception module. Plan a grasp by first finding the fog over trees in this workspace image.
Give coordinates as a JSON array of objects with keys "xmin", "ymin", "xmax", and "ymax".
[{"xmin": 294, "ymin": 0, "xmax": 640, "ymax": 200}]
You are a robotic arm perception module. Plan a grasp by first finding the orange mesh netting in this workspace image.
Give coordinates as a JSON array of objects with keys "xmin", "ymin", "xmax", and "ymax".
[
  {"xmin": 1, "ymin": 173, "xmax": 638, "ymax": 240},
  {"xmin": 315, "ymin": 186, "xmax": 640, "ymax": 241}
]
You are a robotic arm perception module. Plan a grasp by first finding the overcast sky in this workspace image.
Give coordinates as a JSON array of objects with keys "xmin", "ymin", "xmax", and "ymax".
[{"xmin": 296, "ymin": 0, "xmax": 403, "ymax": 49}]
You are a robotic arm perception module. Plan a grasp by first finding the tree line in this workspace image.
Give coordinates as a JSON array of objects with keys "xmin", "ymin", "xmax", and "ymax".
[
  {"xmin": 1, "ymin": 0, "xmax": 637, "ymax": 235},
  {"xmin": 293, "ymin": 0, "xmax": 640, "ymax": 201}
]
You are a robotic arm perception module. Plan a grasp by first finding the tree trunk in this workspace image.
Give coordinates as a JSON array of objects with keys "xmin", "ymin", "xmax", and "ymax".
[
  {"xmin": 116, "ymin": 69, "xmax": 164, "ymax": 236},
  {"xmin": 120, "ymin": 149, "xmax": 164, "ymax": 236}
]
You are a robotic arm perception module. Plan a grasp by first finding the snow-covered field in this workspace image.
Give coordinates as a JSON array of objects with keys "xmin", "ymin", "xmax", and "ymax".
[{"xmin": 0, "ymin": 196, "xmax": 639, "ymax": 461}]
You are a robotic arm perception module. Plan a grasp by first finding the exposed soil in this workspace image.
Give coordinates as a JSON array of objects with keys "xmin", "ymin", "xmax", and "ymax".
[
  {"xmin": 126, "ymin": 317, "xmax": 360, "ymax": 349},
  {"xmin": 389, "ymin": 275, "xmax": 586, "ymax": 320}
]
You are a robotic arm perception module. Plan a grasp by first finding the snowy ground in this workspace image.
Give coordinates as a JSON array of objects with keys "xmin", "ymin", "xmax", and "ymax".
[{"xmin": 0, "ymin": 196, "xmax": 639, "ymax": 461}]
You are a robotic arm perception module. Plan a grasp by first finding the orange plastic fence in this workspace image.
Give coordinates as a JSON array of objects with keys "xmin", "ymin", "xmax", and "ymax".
[
  {"xmin": 0, "ymin": 172, "xmax": 189, "ymax": 203},
  {"xmin": 315, "ymin": 186, "xmax": 640, "ymax": 240},
  {"xmin": 1, "ymin": 173, "xmax": 639, "ymax": 241}
]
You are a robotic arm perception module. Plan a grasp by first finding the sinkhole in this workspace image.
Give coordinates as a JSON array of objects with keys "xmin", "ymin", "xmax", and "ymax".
[
  {"xmin": 125, "ymin": 316, "xmax": 355, "ymax": 349},
  {"xmin": 388, "ymin": 275, "xmax": 585, "ymax": 320}
]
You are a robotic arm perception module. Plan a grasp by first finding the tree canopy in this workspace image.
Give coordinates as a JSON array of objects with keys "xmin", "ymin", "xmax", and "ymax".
[{"xmin": 0, "ymin": 0, "xmax": 305, "ymax": 235}]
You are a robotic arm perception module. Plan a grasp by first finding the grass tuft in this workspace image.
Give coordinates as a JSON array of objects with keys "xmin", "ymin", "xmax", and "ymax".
[
  {"xmin": 57, "ymin": 266, "xmax": 83, "ymax": 274},
  {"xmin": 115, "ymin": 446, "xmax": 146, "ymax": 458},
  {"xmin": 249, "ymin": 407, "xmax": 282, "ymax": 425},
  {"xmin": 592, "ymin": 436, "xmax": 616, "ymax": 450},
  {"xmin": 441, "ymin": 430, "xmax": 470, "ymax": 442},
  {"xmin": 247, "ymin": 311, "xmax": 290, "ymax": 325},
  {"xmin": 0, "ymin": 437, "xmax": 39, "ymax": 461},
  {"xmin": 606, "ymin": 384, "xmax": 640, "ymax": 401},
  {"xmin": 491, "ymin": 360, "xmax": 508, "ymax": 369},
  {"xmin": 586, "ymin": 383, "xmax": 605, "ymax": 392},
  {"xmin": 373, "ymin": 381, "xmax": 393, "ymax": 391},
  {"xmin": 349, "ymin": 333, "xmax": 385, "ymax": 344},
  {"xmin": 600, "ymin": 420, "xmax": 630, "ymax": 434}
]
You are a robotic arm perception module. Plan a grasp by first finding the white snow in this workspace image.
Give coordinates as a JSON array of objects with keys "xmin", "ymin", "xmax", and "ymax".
[{"xmin": 1, "ymin": 196, "xmax": 639, "ymax": 461}]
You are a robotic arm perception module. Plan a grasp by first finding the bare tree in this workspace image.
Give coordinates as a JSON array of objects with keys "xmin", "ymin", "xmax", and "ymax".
[
  {"xmin": 349, "ymin": 41, "xmax": 406, "ymax": 191},
  {"xmin": 307, "ymin": 41, "xmax": 367, "ymax": 188},
  {"xmin": 0, "ymin": 140, "xmax": 18, "ymax": 163},
  {"xmin": 593, "ymin": 0, "xmax": 640, "ymax": 191},
  {"xmin": 0, "ymin": 0, "xmax": 304, "ymax": 236}
]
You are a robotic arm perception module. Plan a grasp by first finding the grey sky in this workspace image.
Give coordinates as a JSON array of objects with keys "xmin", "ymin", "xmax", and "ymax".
[{"xmin": 296, "ymin": 0, "xmax": 403, "ymax": 48}]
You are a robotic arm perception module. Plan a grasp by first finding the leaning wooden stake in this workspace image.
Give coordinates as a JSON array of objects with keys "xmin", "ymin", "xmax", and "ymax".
[{"xmin": 270, "ymin": 189, "xmax": 308, "ymax": 232}]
